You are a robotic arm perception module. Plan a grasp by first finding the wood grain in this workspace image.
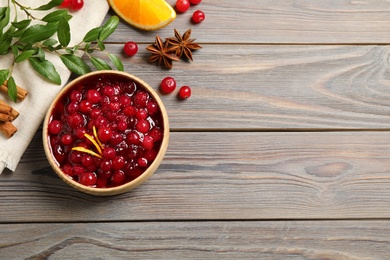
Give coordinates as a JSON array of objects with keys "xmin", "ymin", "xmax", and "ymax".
[
  {"xmin": 1, "ymin": 221, "xmax": 389, "ymax": 259},
  {"xmin": 107, "ymin": 0, "xmax": 390, "ymax": 44},
  {"xmin": 1, "ymin": 131, "xmax": 390, "ymax": 222},
  {"xmin": 89, "ymin": 44, "xmax": 390, "ymax": 130}
]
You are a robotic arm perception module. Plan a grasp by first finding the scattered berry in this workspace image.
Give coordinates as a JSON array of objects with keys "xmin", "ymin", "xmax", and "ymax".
[
  {"xmin": 179, "ymin": 86, "xmax": 192, "ymax": 99},
  {"xmin": 176, "ymin": 0, "xmax": 190, "ymax": 12},
  {"xmin": 192, "ymin": 10, "xmax": 205, "ymax": 23},
  {"xmin": 59, "ymin": 0, "xmax": 71, "ymax": 8},
  {"xmin": 189, "ymin": 0, "xmax": 202, "ymax": 4},
  {"xmin": 123, "ymin": 41, "xmax": 138, "ymax": 56},
  {"xmin": 69, "ymin": 0, "xmax": 84, "ymax": 11},
  {"xmin": 160, "ymin": 76, "xmax": 176, "ymax": 94}
]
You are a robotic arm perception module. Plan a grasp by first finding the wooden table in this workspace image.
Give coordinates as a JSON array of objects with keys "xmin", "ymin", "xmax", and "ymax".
[{"xmin": 2, "ymin": 0, "xmax": 390, "ymax": 258}]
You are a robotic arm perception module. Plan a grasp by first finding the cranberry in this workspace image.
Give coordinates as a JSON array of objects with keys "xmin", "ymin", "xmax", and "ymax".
[
  {"xmin": 176, "ymin": 0, "xmax": 190, "ymax": 12},
  {"xmin": 103, "ymin": 86, "xmax": 115, "ymax": 97},
  {"xmin": 90, "ymin": 108, "xmax": 102, "ymax": 119},
  {"xmin": 127, "ymin": 131, "xmax": 140, "ymax": 145},
  {"xmin": 149, "ymin": 128, "xmax": 162, "ymax": 141},
  {"xmin": 144, "ymin": 149, "xmax": 157, "ymax": 161},
  {"xmin": 123, "ymin": 41, "xmax": 138, "ymax": 56},
  {"xmin": 86, "ymin": 89, "xmax": 101, "ymax": 104},
  {"xmin": 112, "ymin": 156, "xmax": 126, "ymax": 170},
  {"xmin": 79, "ymin": 100, "xmax": 92, "ymax": 114},
  {"xmin": 133, "ymin": 91, "xmax": 148, "ymax": 108},
  {"xmin": 142, "ymin": 135, "xmax": 154, "ymax": 150},
  {"xmin": 117, "ymin": 120, "xmax": 128, "ymax": 132},
  {"xmin": 73, "ymin": 164, "xmax": 85, "ymax": 175},
  {"xmin": 62, "ymin": 164, "xmax": 74, "ymax": 176},
  {"xmin": 189, "ymin": 0, "xmax": 202, "ymax": 4},
  {"xmin": 147, "ymin": 101, "xmax": 158, "ymax": 115},
  {"xmin": 100, "ymin": 160, "xmax": 112, "ymax": 172},
  {"xmin": 102, "ymin": 147, "xmax": 116, "ymax": 160},
  {"xmin": 136, "ymin": 119, "xmax": 150, "ymax": 133},
  {"xmin": 74, "ymin": 127, "xmax": 87, "ymax": 139},
  {"xmin": 136, "ymin": 109, "xmax": 148, "ymax": 120},
  {"xmin": 160, "ymin": 76, "xmax": 176, "ymax": 94},
  {"xmin": 60, "ymin": 133, "xmax": 73, "ymax": 146},
  {"xmin": 69, "ymin": 0, "xmax": 84, "ymax": 11},
  {"xmin": 119, "ymin": 95, "xmax": 131, "ymax": 107},
  {"xmin": 110, "ymin": 132, "xmax": 124, "ymax": 145},
  {"xmin": 48, "ymin": 120, "xmax": 62, "ymax": 135},
  {"xmin": 138, "ymin": 157, "xmax": 148, "ymax": 167},
  {"xmin": 69, "ymin": 90, "xmax": 82, "ymax": 102},
  {"xmin": 66, "ymin": 102, "xmax": 79, "ymax": 114},
  {"xmin": 111, "ymin": 170, "xmax": 125, "ymax": 184},
  {"xmin": 192, "ymin": 10, "xmax": 205, "ymax": 23},
  {"xmin": 123, "ymin": 106, "xmax": 136, "ymax": 116},
  {"xmin": 96, "ymin": 177, "xmax": 107, "ymax": 188},
  {"xmin": 98, "ymin": 127, "xmax": 112, "ymax": 142},
  {"xmin": 79, "ymin": 172, "xmax": 97, "ymax": 186},
  {"xmin": 59, "ymin": 0, "xmax": 71, "ymax": 8},
  {"xmin": 179, "ymin": 86, "xmax": 191, "ymax": 99}
]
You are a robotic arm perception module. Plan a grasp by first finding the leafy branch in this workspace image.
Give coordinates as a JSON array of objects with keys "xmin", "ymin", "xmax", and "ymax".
[{"xmin": 0, "ymin": 0, "xmax": 123, "ymax": 102}]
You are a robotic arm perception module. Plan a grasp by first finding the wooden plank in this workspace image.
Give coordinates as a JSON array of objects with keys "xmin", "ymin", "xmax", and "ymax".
[
  {"xmin": 107, "ymin": 0, "xmax": 390, "ymax": 44},
  {"xmin": 1, "ymin": 131, "xmax": 390, "ymax": 222},
  {"xmin": 90, "ymin": 44, "xmax": 390, "ymax": 130},
  {"xmin": 1, "ymin": 220, "xmax": 390, "ymax": 259}
]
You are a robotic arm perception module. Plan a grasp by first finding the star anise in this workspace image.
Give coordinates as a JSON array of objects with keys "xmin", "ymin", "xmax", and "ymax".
[
  {"xmin": 166, "ymin": 29, "xmax": 202, "ymax": 61},
  {"xmin": 146, "ymin": 35, "xmax": 179, "ymax": 69}
]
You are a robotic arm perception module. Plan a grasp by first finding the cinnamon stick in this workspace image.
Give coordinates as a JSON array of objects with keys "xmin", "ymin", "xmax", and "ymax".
[
  {"xmin": 0, "ymin": 100, "xmax": 19, "ymax": 121},
  {"xmin": 0, "ymin": 81, "xmax": 28, "ymax": 101},
  {"xmin": 0, "ymin": 122, "xmax": 17, "ymax": 138},
  {"xmin": 0, "ymin": 104, "xmax": 11, "ymax": 122}
]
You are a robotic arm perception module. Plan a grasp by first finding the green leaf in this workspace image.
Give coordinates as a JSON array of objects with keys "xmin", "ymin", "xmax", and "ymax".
[
  {"xmin": 83, "ymin": 27, "xmax": 102, "ymax": 42},
  {"xmin": 0, "ymin": 69, "xmax": 9, "ymax": 86},
  {"xmin": 29, "ymin": 57, "xmax": 61, "ymax": 85},
  {"xmin": 0, "ymin": 7, "xmax": 10, "ymax": 32},
  {"xmin": 57, "ymin": 17, "xmax": 70, "ymax": 47},
  {"xmin": 34, "ymin": 0, "xmax": 63, "ymax": 11},
  {"xmin": 11, "ymin": 19, "xmax": 31, "ymax": 29},
  {"xmin": 0, "ymin": 33, "xmax": 12, "ymax": 55},
  {"xmin": 90, "ymin": 57, "xmax": 111, "ymax": 70},
  {"xmin": 108, "ymin": 53, "xmax": 124, "ymax": 71},
  {"xmin": 37, "ymin": 48, "xmax": 45, "ymax": 61},
  {"xmin": 19, "ymin": 23, "xmax": 58, "ymax": 43},
  {"xmin": 11, "ymin": 45, "xmax": 19, "ymax": 57},
  {"xmin": 9, "ymin": 28, "xmax": 26, "ymax": 37},
  {"xmin": 15, "ymin": 49, "xmax": 36, "ymax": 63},
  {"xmin": 42, "ymin": 38, "xmax": 58, "ymax": 47},
  {"xmin": 42, "ymin": 10, "xmax": 71, "ymax": 23},
  {"xmin": 97, "ymin": 39, "xmax": 105, "ymax": 51},
  {"xmin": 99, "ymin": 16, "xmax": 119, "ymax": 41},
  {"xmin": 60, "ymin": 54, "xmax": 91, "ymax": 75},
  {"xmin": 7, "ymin": 77, "xmax": 17, "ymax": 102}
]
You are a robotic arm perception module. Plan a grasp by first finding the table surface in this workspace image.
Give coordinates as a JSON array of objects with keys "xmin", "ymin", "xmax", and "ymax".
[{"xmin": 2, "ymin": 0, "xmax": 390, "ymax": 259}]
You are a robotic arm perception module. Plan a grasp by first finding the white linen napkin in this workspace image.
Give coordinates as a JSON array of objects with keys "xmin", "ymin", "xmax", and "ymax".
[{"xmin": 0, "ymin": 0, "xmax": 110, "ymax": 173}]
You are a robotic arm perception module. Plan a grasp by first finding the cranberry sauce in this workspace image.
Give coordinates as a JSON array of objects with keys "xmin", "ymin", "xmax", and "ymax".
[{"xmin": 47, "ymin": 74, "xmax": 164, "ymax": 188}]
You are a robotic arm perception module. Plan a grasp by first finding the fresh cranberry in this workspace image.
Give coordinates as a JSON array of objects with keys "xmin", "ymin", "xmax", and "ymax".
[
  {"xmin": 136, "ymin": 109, "xmax": 148, "ymax": 120},
  {"xmin": 69, "ymin": 90, "xmax": 82, "ymax": 102},
  {"xmin": 60, "ymin": 133, "xmax": 73, "ymax": 146},
  {"xmin": 73, "ymin": 164, "xmax": 85, "ymax": 175},
  {"xmin": 98, "ymin": 127, "xmax": 112, "ymax": 142},
  {"xmin": 144, "ymin": 149, "xmax": 157, "ymax": 161},
  {"xmin": 179, "ymin": 86, "xmax": 191, "ymax": 99},
  {"xmin": 119, "ymin": 95, "xmax": 131, "ymax": 107},
  {"xmin": 123, "ymin": 106, "xmax": 136, "ymax": 116},
  {"xmin": 110, "ymin": 132, "xmax": 124, "ymax": 145},
  {"xmin": 176, "ymin": 0, "xmax": 190, "ymax": 12},
  {"xmin": 100, "ymin": 160, "xmax": 112, "ymax": 172},
  {"xmin": 189, "ymin": 0, "xmax": 202, "ymax": 4},
  {"xmin": 90, "ymin": 108, "xmax": 101, "ymax": 119},
  {"xmin": 74, "ymin": 127, "xmax": 87, "ymax": 139},
  {"xmin": 69, "ymin": 0, "xmax": 84, "ymax": 11},
  {"xmin": 79, "ymin": 100, "xmax": 92, "ymax": 114},
  {"xmin": 133, "ymin": 91, "xmax": 148, "ymax": 108},
  {"xmin": 86, "ymin": 89, "xmax": 101, "ymax": 104},
  {"xmin": 112, "ymin": 156, "xmax": 126, "ymax": 170},
  {"xmin": 160, "ymin": 76, "xmax": 176, "ymax": 94},
  {"xmin": 111, "ymin": 170, "xmax": 125, "ymax": 184},
  {"xmin": 48, "ymin": 120, "xmax": 62, "ymax": 135},
  {"xmin": 102, "ymin": 147, "xmax": 116, "ymax": 159},
  {"xmin": 79, "ymin": 172, "xmax": 97, "ymax": 186},
  {"xmin": 192, "ymin": 10, "xmax": 205, "ymax": 23},
  {"xmin": 59, "ymin": 0, "xmax": 71, "ymax": 8},
  {"xmin": 62, "ymin": 164, "xmax": 74, "ymax": 176},
  {"xmin": 136, "ymin": 119, "xmax": 150, "ymax": 133},
  {"xmin": 96, "ymin": 177, "xmax": 107, "ymax": 188},
  {"xmin": 147, "ymin": 101, "xmax": 158, "ymax": 115},
  {"xmin": 138, "ymin": 157, "xmax": 148, "ymax": 167},
  {"xmin": 123, "ymin": 41, "xmax": 138, "ymax": 56},
  {"xmin": 66, "ymin": 102, "xmax": 79, "ymax": 114},
  {"xmin": 127, "ymin": 131, "xmax": 140, "ymax": 145},
  {"xmin": 142, "ymin": 135, "xmax": 154, "ymax": 150},
  {"xmin": 149, "ymin": 128, "xmax": 162, "ymax": 141},
  {"xmin": 103, "ymin": 86, "xmax": 115, "ymax": 97},
  {"xmin": 117, "ymin": 120, "xmax": 128, "ymax": 132},
  {"xmin": 67, "ymin": 113, "xmax": 84, "ymax": 128}
]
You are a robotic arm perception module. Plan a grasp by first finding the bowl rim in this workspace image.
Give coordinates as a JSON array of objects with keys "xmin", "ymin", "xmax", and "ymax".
[{"xmin": 42, "ymin": 70, "xmax": 170, "ymax": 196}]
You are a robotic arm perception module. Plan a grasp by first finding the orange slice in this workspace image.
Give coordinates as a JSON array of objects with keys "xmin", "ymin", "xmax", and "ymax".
[{"xmin": 108, "ymin": 0, "xmax": 176, "ymax": 31}]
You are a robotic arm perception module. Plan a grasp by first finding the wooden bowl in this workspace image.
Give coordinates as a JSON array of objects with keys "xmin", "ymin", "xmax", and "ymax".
[{"xmin": 43, "ymin": 71, "xmax": 169, "ymax": 196}]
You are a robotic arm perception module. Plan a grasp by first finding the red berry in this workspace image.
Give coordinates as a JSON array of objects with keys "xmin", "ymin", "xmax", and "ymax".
[
  {"xmin": 111, "ymin": 170, "xmax": 125, "ymax": 184},
  {"xmin": 60, "ymin": 133, "xmax": 73, "ymax": 146},
  {"xmin": 136, "ymin": 119, "xmax": 150, "ymax": 133},
  {"xmin": 98, "ymin": 127, "xmax": 112, "ymax": 142},
  {"xmin": 179, "ymin": 86, "xmax": 191, "ymax": 99},
  {"xmin": 142, "ymin": 135, "xmax": 154, "ymax": 150},
  {"xmin": 160, "ymin": 76, "xmax": 176, "ymax": 94},
  {"xmin": 48, "ymin": 120, "xmax": 62, "ymax": 135},
  {"xmin": 189, "ymin": 0, "xmax": 202, "ymax": 4},
  {"xmin": 138, "ymin": 157, "xmax": 148, "ymax": 167},
  {"xmin": 69, "ymin": 0, "xmax": 84, "ymax": 11},
  {"xmin": 86, "ymin": 89, "xmax": 101, "ymax": 104},
  {"xmin": 59, "ymin": 0, "xmax": 71, "ymax": 8},
  {"xmin": 192, "ymin": 10, "xmax": 205, "ymax": 23},
  {"xmin": 79, "ymin": 100, "xmax": 92, "ymax": 114},
  {"xmin": 112, "ymin": 156, "xmax": 126, "ymax": 170},
  {"xmin": 102, "ymin": 147, "xmax": 116, "ymax": 160},
  {"xmin": 123, "ymin": 41, "xmax": 138, "ymax": 56},
  {"xmin": 79, "ymin": 172, "xmax": 97, "ymax": 186},
  {"xmin": 176, "ymin": 0, "xmax": 190, "ymax": 12}
]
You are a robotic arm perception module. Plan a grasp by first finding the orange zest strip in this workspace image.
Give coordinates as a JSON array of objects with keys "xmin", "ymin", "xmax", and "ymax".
[
  {"xmin": 72, "ymin": 147, "xmax": 102, "ymax": 158},
  {"xmin": 84, "ymin": 133, "xmax": 102, "ymax": 155},
  {"xmin": 93, "ymin": 126, "xmax": 104, "ymax": 151}
]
